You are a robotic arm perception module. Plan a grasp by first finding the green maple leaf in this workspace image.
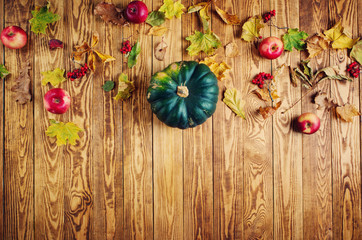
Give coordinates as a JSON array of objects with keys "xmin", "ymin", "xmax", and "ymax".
[
  {"xmin": 159, "ymin": 0, "xmax": 185, "ymax": 19},
  {"xmin": 114, "ymin": 73, "xmax": 135, "ymax": 101},
  {"xmin": 29, "ymin": 2, "xmax": 61, "ymax": 34},
  {"xmin": 282, "ymin": 28, "xmax": 309, "ymax": 51},
  {"xmin": 223, "ymin": 88, "xmax": 246, "ymax": 119},
  {"xmin": 0, "ymin": 64, "xmax": 10, "ymax": 79},
  {"xmin": 146, "ymin": 11, "xmax": 166, "ymax": 26},
  {"xmin": 46, "ymin": 119, "xmax": 83, "ymax": 146},
  {"xmin": 350, "ymin": 40, "xmax": 362, "ymax": 65},
  {"xmin": 186, "ymin": 30, "xmax": 222, "ymax": 56},
  {"xmin": 41, "ymin": 68, "xmax": 66, "ymax": 87},
  {"xmin": 128, "ymin": 41, "xmax": 141, "ymax": 68},
  {"xmin": 241, "ymin": 16, "xmax": 264, "ymax": 42}
]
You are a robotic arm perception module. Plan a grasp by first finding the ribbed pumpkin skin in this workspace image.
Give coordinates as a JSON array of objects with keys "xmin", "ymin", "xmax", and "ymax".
[{"xmin": 147, "ymin": 61, "xmax": 219, "ymax": 129}]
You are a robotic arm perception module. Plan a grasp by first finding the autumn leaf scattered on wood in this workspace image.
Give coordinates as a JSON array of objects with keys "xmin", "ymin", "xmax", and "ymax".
[
  {"xmin": 306, "ymin": 34, "xmax": 329, "ymax": 59},
  {"xmin": 41, "ymin": 68, "xmax": 66, "ymax": 87},
  {"xmin": 102, "ymin": 81, "xmax": 115, "ymax": 92},
  {"xmin": 323, "ymin": 21, "xmax": 359, "ymax": 49},
  {"xmin": 146, "ymin": 11, "xmax": 166, "ymax": 26},
  {"xmin": 187, "ymin": 2, "xmax": 211, "ymax": 32},
  {"xmin": 225, "ymin": 41, "xmax": 239, "ymax": 58},
  {"xmin": 46, "ymin": 119, "xmax": 83, "ymax": 146},
  {"xmin": 214, "ymin": 5, "xmax": 241, "ymax": 25},
  {"xmin": 350, "ymin": 40, "xmax": 362, "ymax": 65},
  {"xmin": 154, "ymin": 39, "xmax": 168, "ymax": 61},
  {"xmin": 336, "ymin": 104, "xmax": 360, "ymax": 122},
  {"xmin": 29, "ymin": 1, "xmax": 60, "ymax": 34},
  {"xmin": 71, "ymin": 33, "xmax": 115, "ymax": 72},
  {"xmin": 0, "ymin": 64, "xmax": 10, "ymax": 79},
  {"xmin": 94, "ymin": 2, "xmax": 128, "ymax": 26},
  {"xmin": 200, "ymin": 55, "xmax": 231, "ymax": 81},
  {"xmin": 11, "ymin": 61, "xmax": 31, "ymax": 104},
  {"xmin": 114, "ymin": 73, "xmax": 135, "ymax": 101},
  {"xmin": 313, "ymin": 91, "xmax": 337, "ymax": 110},
  {"xmin": 148, "ymin": 26, "xmax": 169, "ymax": 36},
  {"xmin": 49, "ymin": 39, "xmax": 64, "ymax": 50},
  {"xmin": 186, "ymin": 30, "xmax": 222, "ymax": 56},
  {"xmin": 282, "ymin": 28, "xmax": 308, "ymax": 51},
  {"xmin": 128, "ymin": 41, "xmax": 141, "ymax": 68},
  {"xmin": 259, "ymin": 101, "xmax": 282, "ymax": 119},
  {"xmin": 223, "ymin": 88, "xmax": 246, "ymax": 119},
  {"xmin": 159, "ymin": 0, "xmax": 185, "ymax": 19},
  {"xmin": 241, "ymin": 16, "xmax": 264, "ymax": 42}
]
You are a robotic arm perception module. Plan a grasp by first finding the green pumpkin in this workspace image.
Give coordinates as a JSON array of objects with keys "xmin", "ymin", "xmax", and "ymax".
[{"xmin": 147, "ymin": 61, "xmax": 219, "ymax": 129}]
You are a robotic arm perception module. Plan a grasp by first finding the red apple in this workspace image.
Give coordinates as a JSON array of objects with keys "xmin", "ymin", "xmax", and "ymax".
[
  {"xmin": 125, "ymin": 1, "xmax": 149, "ymax": 24},
  {"xmin": 258, "ymin": 36, "xmax": 284, "ymax": 59},
  {"xmin": 296, "ymin": 112, "xmax": 320, "ymax": 134},
  {"xmin": 1, "ymin": 26, "xmax": 27, "ymax": 49},
  {"xmin": 44, "ymin": 88, "xmax": 71, "ymax": 114}
]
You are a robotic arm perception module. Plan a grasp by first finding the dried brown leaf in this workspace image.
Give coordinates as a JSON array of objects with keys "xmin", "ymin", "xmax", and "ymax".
[
  {"xmin": 215, "ymin": 5, "xmax": 241, "ymax": 25},
  {"xmin": 154, "ymin": 40, "xmax": 168, "ymax": 61},
  {"xmin": 94, "ymin": 2, "xmax": 128, "ymax": 26},
  {"xmin": 306, "ymin": 34, "xmax": 330, "ymax": 59},
  {"xmin": 225, "ymin": 41, "xmax": 239, "ymax": 58},
  {"xmin": 313, "ymin": 91, "xmax": 337, "ymax": 110},
  {"xmin": 11, "ymin": 61, "xmax": 31, "ymax": 104},
  {"xmin": 148, "ymin": 26, "xmax": 169, "ymax": 36},
  {"xmin": 71, "ymin": 42, "xmax": 91, "ymax": 62},
  {"xmin": 336, "ymin": 104, "xmax": 360, "ymax": 122},
  {"xmin": 259, "ymin": 101, "xmax": 282, "ymax": 119}
]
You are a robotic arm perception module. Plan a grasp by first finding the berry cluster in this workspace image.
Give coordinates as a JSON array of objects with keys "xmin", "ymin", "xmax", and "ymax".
[
  {"xmin": 347, "ymin": 62, "xmax": 360, "ymax": 78},
  {"xmin": 263, "ymin": 10, "xmax": 276, "ymax": 23},
  {"xmin": 252, "ymin": 72, "xmax": 273, "ymax": 88},
  {"xmin": 67, "ymin": 63, "xmax": 89, "ymax": 81},
  {"xmin": 120, "ymin": 40, "xmax": 132, "ymax": 54}
]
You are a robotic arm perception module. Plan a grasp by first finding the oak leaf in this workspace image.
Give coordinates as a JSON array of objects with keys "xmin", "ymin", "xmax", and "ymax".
[
  {"xmin": 323, "ymin": 21, "xmax": 359, "ymax": 49},
  {"xmin": 223, "ymin": 88, "xmax": 246, "ymax": 119},
  {"xmin": 241, "ymin": 16, "xmax": 264, "ymax": 42},
  {"xmin": 41, "ymin": 68, "xmax": 66, "ymax": 87},
  {"xmin": 114, "ymin": 73, "xmax": 135, "ymax": 101},
  {"xmin": 200, "ymin": 55, "xmax": 231, "ymax": 81},
  {"xmin": 336, "ymin": 104, "xmax": 360, "ymax": 122},
  {"xmin": 159, "ymin": 0, "xmax": 185, "ymax": 19},
  {"xmin": 11, "ymin": 61, "xmax": 31, "ymax": 104},
  {"xmin": 46, "ymin": 119, "xmax": 83, "ymax": 146},
  {"xmin": 186, "ymin": 30, "xmax": 222, "ymax": 56},
  {"xmin": 259, "ymin": 101, "xmax": 282, "ymax": 119},
  {"xmin": 94, "ymin": 2, "xmax": 128, "ymax": 26},
  {"xmin": 350, "ymin": 40, "xmax": 362, "ymax": 65},
  {"xmin": 215, "ymin": 5, "xmax": 241, "ymax": 25}
]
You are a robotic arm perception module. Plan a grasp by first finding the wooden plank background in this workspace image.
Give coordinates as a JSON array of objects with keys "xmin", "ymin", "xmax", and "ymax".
[{"xmin": 1, "ymin": 0, "xmax": 361, "ymax": 239}]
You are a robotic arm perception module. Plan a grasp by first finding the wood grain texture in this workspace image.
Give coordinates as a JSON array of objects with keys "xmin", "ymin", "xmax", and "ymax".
[
  {"xmin": 271, "ymin": 0, "xmax": 303, "ymax": 239},
  {"xmin": 329, "ymin": 0, "xmax": 362, "ymax": 239},
  {"xmin": 212, "ymin": 0, "xmax": 244, "ymax": 239},
  {"xmin": 63, "ymin": 1, "xmax": 93, "ymax": 238},
  {"xmin": 152, "ymin": 2, "xmax": 184, "ymax": 238},
  {"xmin": 123, "ymin": 0, "xmax": 153, "ymax": 239},
  {"xmin": 33, "ymin": 0, "xmax": 66, "ymax": 239},
  {"xmin": 240, "ymin": 0, "xmax": 274, "ymax": 239},
  {"xmin": 0, "ymin": 0, "xmax": 4, "ymax": 237},
  {"xmin": 181, "ymin": 1, "xmax": 213, "ymax": 239},
  {"xmin": 92, "ymin": 0, "xmax": 124, "ymax": 239},
  {"xmin": 299, "ymin": 0, "xmax": 333, "ymax": 239},
  {"xmin": 4, "ymin": 0, "xmax": 34, "ymax": 239}
]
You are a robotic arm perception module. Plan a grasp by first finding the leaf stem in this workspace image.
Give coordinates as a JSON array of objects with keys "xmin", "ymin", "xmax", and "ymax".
[
  {"xmin": 266, "ymin": 82, "xmax": 274, "ymax": 103},
  {"xmin": 281, "ymin": 87, "xmax": 315, "ymax": 114},
  {"xmin": 268, "ymin": 21, "xmax": 289, "ymax": 30}
]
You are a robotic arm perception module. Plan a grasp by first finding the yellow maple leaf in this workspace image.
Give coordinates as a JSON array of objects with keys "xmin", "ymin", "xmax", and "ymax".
[
  {"xmin": 200, "ymin": 55, "xmax": 231, "ymax": 81},
  {"xmin": 159, "ymin": 0, "xmax": 185, "ymax": 19},
  {"xmin": 241, "ymin": 16, "xmax": 264, "ymax": 42},
  {"xmin": 41, "ymin": 68, "xmax": 66, "ymax": 87},
  {"xmin": 323, "ymin": 21, "xmax": 359, "ymax": 49},
  {"xmin": 147, "ymin": 26, "xmax": 169, "ymax": 36}
]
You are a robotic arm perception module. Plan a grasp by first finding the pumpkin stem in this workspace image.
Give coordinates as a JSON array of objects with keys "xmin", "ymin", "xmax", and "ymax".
[{"xmin": 177, "ymin": 86, "xmax": 189, "ymax": 98}]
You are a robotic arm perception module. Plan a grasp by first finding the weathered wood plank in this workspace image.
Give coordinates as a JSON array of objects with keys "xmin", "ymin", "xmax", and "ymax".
[
  {"xmin": 92, "ymin": 0, "xmax": 124, "ymax": 239},
  {"xmin": 271, "ymin": 0, "xmax": 303, "ymax": 239},
  {"xmin": 122, "ymin": 0, "xmax": 153, "ymax": 239},
  {"xmin": 181, "ymin": 1, "xmax": 213, "ymax": 239},
  {"xmin": 239, "ymin": 0, "xmax": 274, "ymax": 239},
  {"xmin": 299, "ymin": 0, "xmax": 333, "ymax": 239},
  {"xmin": 329, "ymin": 0, "xmax": 362, "ymax": 239},
  {"xmin": 63, "ymin": 0, "xmax": 94, "ymax": 238},
  {"xmin": 4, "ymin": 0, "xmax": 34, "ymax": 239},
  {"xmin": 152, "ymin": 2, "xmax": 184, "ymax": 239},
  {"xmin": 211, "ymin": 0, "xmax": 244, "ymax": 239},
  {"xmin": 33, "ymin": 0, "xmax": 66, "ymax": 239},
  {"xmin": 0, "ymin": 0, "xmax": 4, "ymax": 237}
]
